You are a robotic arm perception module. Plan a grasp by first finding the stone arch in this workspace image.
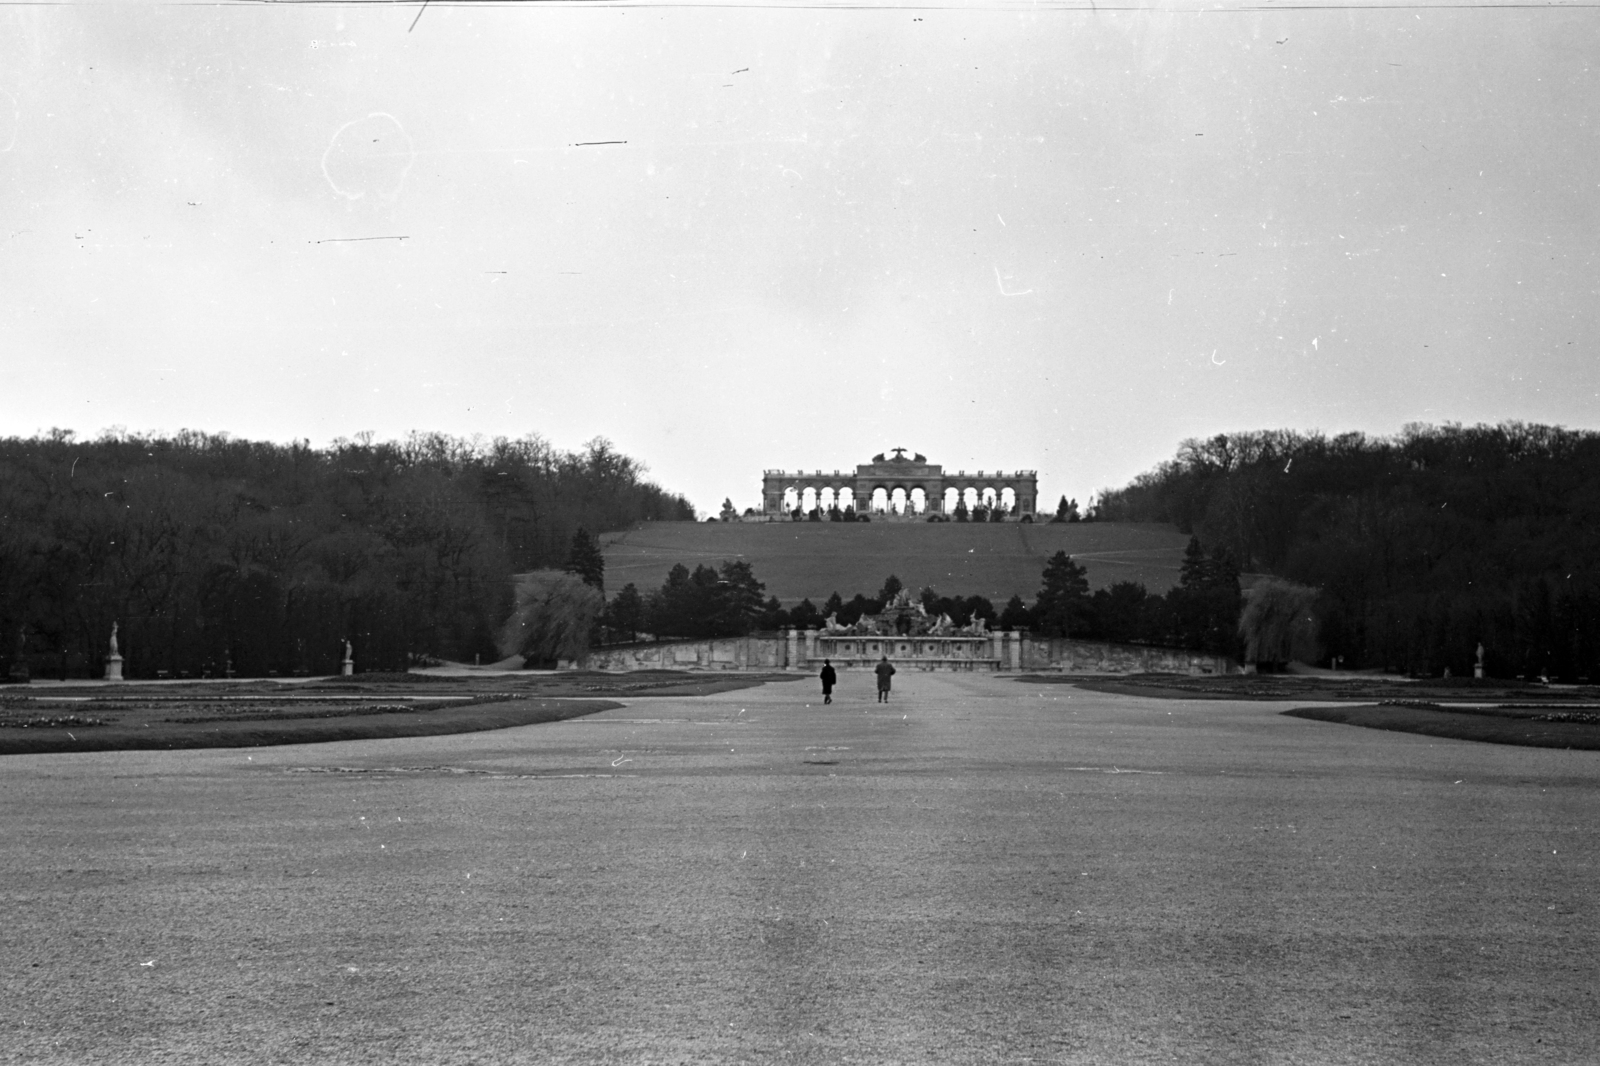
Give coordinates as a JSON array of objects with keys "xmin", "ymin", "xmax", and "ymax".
[
  {"xmin": 801, "ymin": 487, "xmax": 819, "ymax": 513},
  {"xmin": 909, "ymin": 486, "xmax": 927, "ymax": 514},
  {"xmin": 870, "ymin": 487, "xmax": 889, "ymax": 513},
  {"xmin": 999, "ymin": 486, "xmax": 1016, "ymax": 513},
  {"xmin": 838, "ymin": 487, "xmax": 856, "ymax": 513},
  {"xmin": 819, "ymin": 486, "xmax": 836, "ymax": 511},
  {"xmin": 890, "ymin": 487, "xmax": 908, "ymax": 514},
  {"xmin": 943, "ymin": 487, "xmax": 960, "ymax": 513},
  {"xmin": 962, "ymin": 487, "xmax": 979, "ymax": 511},
  {"xmin": 783, "ymin": 487, "xmax": 800, "ymax": 513},
  {"xmin": 980, "ymin": 486, "xmax": 998, "ymax": 510}
]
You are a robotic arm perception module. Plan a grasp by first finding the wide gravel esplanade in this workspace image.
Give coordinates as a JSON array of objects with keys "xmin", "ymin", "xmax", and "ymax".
[
  {"xmin": 764, "ymin": 447, "xmax": 1038, "ymax": 517},
  {"xmin": 2, "ymin": 671, "xmax": 1596, "ymax": 1064}
]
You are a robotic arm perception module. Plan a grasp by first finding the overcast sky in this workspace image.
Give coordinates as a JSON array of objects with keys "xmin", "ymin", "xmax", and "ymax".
[{"xmin": 3, "ymin": 0, "xmax": 1596, "ymax": 514}]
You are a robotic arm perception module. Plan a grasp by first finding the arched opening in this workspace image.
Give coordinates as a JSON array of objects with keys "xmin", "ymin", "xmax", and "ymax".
[
  {"xmin": 962, "ymin": 487, "xmax": 979, "ymax": 511},
  {"xmin": 890, "ymin": 487, "xmax": 908, "ymax": 514},
  {"xmin": 838, "ymin": 487, "xmax": 855, "ymax": 513},
  {"xmin": 909, "ymin": 487, "xmax": 927, "ymax": 514},
  {"xmin": 943, "ymin": 487, "xmax": 960, "ymax": 513},
  {"xmin": 870, "ymin": 487, "xmax": 889, "ymax": 513},
  {"xmin": 999, "ymin": 487, "xmax": 1017, "ymax": 514},
  {"xmin": 819, "ymin": 487, "xmax": 836, "ymax": 511},
  {"xmin": 801, "ymin": 487, "xmax": 819, "ymax": 513},
  {"xmin": 782, "ymin": 487, "xmax": 800, "ymax": 513},
  {"xmin": 980, "ymin": 486, "xmax": 998, "ymax": 510}
]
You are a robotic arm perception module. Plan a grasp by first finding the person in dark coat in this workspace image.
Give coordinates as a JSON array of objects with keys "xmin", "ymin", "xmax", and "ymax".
[
  {"xmin": 819, "ymin": 659, "xmax": 837, "ymax": 704},
  {"xmin": 874, "ymin": 656, "xmax": 896, "ymax": 703}
]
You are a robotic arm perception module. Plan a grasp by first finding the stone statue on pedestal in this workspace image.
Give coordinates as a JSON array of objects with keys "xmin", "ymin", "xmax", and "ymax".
[
  {"xmin": 1474, "ymin": 642, "xmax": 1485, "ymax": 679},
  {"xmin": 105, "ymin": 621, "xmax": 124, "ymax": 681},
  {"xmin": 341, "ymin": 638, "xmax": 355, "ymax": 677}
]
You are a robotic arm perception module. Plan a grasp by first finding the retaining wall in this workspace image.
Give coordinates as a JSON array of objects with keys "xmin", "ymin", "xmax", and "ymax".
[
  {"xmin": 579, "ymin": 633, "xmax": 1234, "ymax": 675},
  {"xmin": 581, "ymin": 637, "xmax": 786, "ymax": 672},
  {"xmin": 1019, "ymin": 637, "xmax": 1233, "ymax": 675}
]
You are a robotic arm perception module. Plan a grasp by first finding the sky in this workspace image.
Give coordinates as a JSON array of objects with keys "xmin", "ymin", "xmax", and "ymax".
[{"xmin": 3, "ymin": 0, "xmax": 1598, "ymax": 516}]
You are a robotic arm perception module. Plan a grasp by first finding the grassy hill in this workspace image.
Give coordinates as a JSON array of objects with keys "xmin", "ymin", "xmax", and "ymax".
[{"xmin": 600, "ymin": 521, "xmax": 1192, "ymax": 605}]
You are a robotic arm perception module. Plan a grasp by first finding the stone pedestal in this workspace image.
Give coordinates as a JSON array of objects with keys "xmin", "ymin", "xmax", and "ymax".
[
  {"xmin": 105, "ymin": 654, "xmax": 124, "ymax": 681},
  {"xmin": 341, "ymin": 658, "xmax": 354, "ymax": 677},
  {"xmin": 1008, "ymin": 629, "xmax": 1026, "ymax": 670}
]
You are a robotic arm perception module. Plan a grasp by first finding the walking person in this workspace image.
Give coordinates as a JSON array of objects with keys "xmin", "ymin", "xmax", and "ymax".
[
  {"xmin": 819, "ymin": 659, "xmax": 837, "ymax": 704},
  {"xmin": 874, "ymin": 655, "xmax": 896, "ymax": 703}
]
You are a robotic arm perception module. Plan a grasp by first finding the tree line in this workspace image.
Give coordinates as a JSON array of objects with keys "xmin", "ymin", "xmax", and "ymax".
[
  {"xmin": 579, "ymin": 543, "xmax": 1240, "ymax": 659},
  {"xmin": 1091, "ymin": 421, "xmax": 1600, "ymax": 679},
  {"xmin": 0, "ymin": 430, "xmax": 693, "ymax": 679}
]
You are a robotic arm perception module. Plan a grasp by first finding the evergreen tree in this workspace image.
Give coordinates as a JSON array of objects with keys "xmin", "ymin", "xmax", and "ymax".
[
  {"xmin": 789, "ymin": 598, "xmax": 823, "ymax": 630},
  {"xmin": 717, "ymin": 560, "xmax": 767, "ymax": 634},
  {"xmin": 1172, "ymin": 537, "xmax": 1242, "ymax": 655},
  {"xmin": 879, "ymin": 574, "xmax": 905, "ymax": 604},
  {"xmin": 756, "ymin": 595, "xmax": 789, "ymax": 630},
  {"xmin": 1033, "ymin": 551, "xmax": 1091, "ymax": 637},
  {"xmin": 963, "ymin": 595, "xmax": 997, "ymax": 626},
  {"xmin": 841, "ymin": 593, "xmax": 874, "ymax": 625},
  {"xmin": 998, "ymin": 594, "xmax": 1032, "ymax": 631},
  {"xmin": 605, "ymin": 583, "xmax": 644, "ymax": 643},
  {"xmin": 565, "ymin": 528, "xmax": 606, "ymax": 592}
]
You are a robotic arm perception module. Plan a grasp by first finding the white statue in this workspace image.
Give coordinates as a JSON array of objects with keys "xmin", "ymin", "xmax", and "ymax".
[{"xmin": 104, "ymin": 621, "xmax": 125, "ymax": 681}]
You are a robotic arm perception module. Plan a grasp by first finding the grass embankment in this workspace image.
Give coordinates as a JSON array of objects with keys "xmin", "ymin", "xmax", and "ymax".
[
  {"xmin": 0, "ymin": 671, "xmax": 798, "ymax": 755},
  {"xmin": 1018, "ymin": 672, "xmax": 1600, "ymax": 749},
  {"xmin": 602, "ymin": 521, "xmax": 1192, "ymax": 603},
  {"xmin": 1284, "ymin": 703, "xmax": 1600, "ymax": 750}
]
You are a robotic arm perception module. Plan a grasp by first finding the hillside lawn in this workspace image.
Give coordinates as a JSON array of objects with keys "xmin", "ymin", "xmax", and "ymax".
[
  {"xmin": 601, "ymin": 520, "xmax": 1192, "ymax": 604},
  {"xmin": 3, "ymin": 671, "xmax": 1595, "ymax": 1064}
]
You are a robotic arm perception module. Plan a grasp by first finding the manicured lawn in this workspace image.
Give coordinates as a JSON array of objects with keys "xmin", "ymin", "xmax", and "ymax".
[
  {"xmin": 0, "ymin": 672, "xmax": 799, "ymax": 755},
  {"xmin": 1285, "ymin": 703, "xmax": 1600, "ymax": 750}
]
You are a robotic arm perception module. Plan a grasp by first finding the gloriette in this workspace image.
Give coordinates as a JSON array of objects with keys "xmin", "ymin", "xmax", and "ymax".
[{"xmin": 762, "ymin": 448, "xmax": 1038, "ymax": 517}]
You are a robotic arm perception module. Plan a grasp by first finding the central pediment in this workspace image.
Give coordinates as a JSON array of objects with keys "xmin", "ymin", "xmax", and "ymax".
[{"xmin": 858, "ymin": 447, "xmax": 939, "ymax": 477}]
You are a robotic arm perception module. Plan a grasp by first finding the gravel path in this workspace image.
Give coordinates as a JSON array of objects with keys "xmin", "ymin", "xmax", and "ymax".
[{"xmin": 3, "ymin": 672, "xmax": 1596, "ymax": 1064}]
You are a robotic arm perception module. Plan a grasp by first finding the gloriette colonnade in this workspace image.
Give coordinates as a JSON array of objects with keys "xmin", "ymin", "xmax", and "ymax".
[{"xmin": 762, "ymin": 448, "xmax": 1038, "ymax": 517}]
